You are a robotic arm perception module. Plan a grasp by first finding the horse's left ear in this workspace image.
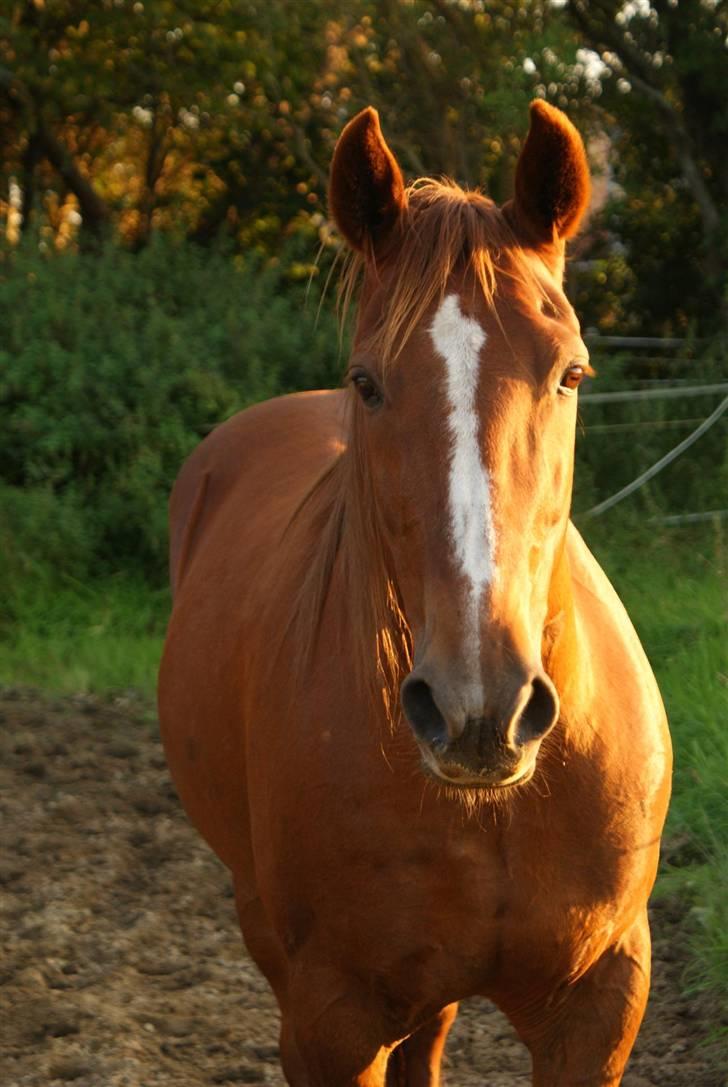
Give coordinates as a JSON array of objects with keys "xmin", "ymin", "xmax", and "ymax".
[
  {"xmin": 329, "ymin": 107, "xmax": 406, "ymax": 254},
  {"xmin": 513, "ymin": 100, "xmax": 590, "ymax": 244}
]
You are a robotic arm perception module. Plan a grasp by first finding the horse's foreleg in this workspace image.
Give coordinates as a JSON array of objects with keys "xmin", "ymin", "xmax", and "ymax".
[
  {"xmin": 282, "ymin": 999, "xmax": 458, "ymax": 1087},
  {"xmin": 518, "ymin": 915, "xmax": 651, "ymax": 1086},
  {"xmin": 284, "ymin": 964, "xmax": 414, "ymax": 1087},
  {"xmin": 386, "ymin": 1004, "xmax": 459, "ymax": 1087},
  {"xmin": 234, "ymin": 887, "xmax": 393, "ymax": 1086},
  {"xmin": 233, "ymin": 881, "xmax": 309, "ymax": 1084}
]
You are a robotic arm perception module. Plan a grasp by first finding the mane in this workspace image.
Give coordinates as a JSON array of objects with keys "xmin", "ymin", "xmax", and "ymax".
[
  {"xmin": 338, "ymin": 178, "xmax": 541, "ymax": 365},
  {"xmin": 284, "ymin": 180, "xmax": 542, "ymax": 724}
]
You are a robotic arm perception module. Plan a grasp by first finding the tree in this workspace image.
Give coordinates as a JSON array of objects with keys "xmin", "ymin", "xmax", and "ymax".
[
  {"xmin": 1, "ymin": 1, "xmax": 579, "ymax": 247},
  {"xmin": 5, "ymin": 0, "xmax": 722, "ymax": 334},
  {"xmin": 566, "ymin": 0, "xmax": 728, "ymax": 331},
  {"xmin": 0, "ymin": 1, "xmax": 278, "ymax": 243}
]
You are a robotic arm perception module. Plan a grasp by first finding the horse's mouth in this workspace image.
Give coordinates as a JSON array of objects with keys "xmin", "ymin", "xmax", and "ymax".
[{"xmin": 419, "ymin": 748, "xmax": 537, "ymax": 791}]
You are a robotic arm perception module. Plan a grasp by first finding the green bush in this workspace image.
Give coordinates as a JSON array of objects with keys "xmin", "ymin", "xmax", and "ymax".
[{"xmin": 0, "ymin": 236, "xmax": 342, "ymax": 579}]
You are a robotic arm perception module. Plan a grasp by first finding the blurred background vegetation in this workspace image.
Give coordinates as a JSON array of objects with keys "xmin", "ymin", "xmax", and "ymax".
[
  {"xmin": 1, "ymin": 0, "xmax": 727, "ymax": 327},
  {"xmin": 0, "ymin": 0, "xmax": 726, "ymax": 1030}
]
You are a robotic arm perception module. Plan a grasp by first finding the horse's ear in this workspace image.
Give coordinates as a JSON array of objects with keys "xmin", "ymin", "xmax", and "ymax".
[
  {"xmin": 513, "ymin": 100, "xmax": 590, "ymax": 244},
  {"xmin": 329, "ymin": 107, "xmax": 406, "ymax": 254}
]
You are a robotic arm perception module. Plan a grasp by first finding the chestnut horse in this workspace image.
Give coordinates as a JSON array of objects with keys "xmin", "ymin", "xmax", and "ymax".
[{"xmin": 158, "ymin": 102, "xmax": 671, "ymax": 1086}]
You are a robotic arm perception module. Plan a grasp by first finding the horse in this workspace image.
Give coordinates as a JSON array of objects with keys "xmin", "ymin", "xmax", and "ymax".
[{"xmin": 158, "ymin": 101, "xmax": 672, "ymax": 1086}]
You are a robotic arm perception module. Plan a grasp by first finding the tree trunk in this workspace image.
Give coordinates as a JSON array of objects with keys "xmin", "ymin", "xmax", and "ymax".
[
  {"xmin": 20, "ymin": 129, "xmax": 41, "ymax": 231},
  {"xmin": 0, "ymin": 65, "xmax": 109, "ymax": 238},
  {"xmin": 35, "ymin": 118, "xmax": 108, "ymax": 236}
]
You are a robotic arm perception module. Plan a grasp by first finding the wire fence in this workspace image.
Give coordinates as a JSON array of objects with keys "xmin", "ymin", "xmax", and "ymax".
[
  {"xmin": 580, "ymin": 381, "xmax": 728, "ymax": 405},
  {"xmin": 581, "ymin": 395, "xmax": 728, "ymax": 519},
  {"xmin": 575, "ymin": 336, "xmax": 727, "ymax": 522}
]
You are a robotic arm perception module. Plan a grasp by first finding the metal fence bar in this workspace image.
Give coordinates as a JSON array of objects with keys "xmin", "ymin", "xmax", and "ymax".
[
  {"xmin": 580, "ymin": 395, "xmax": 728, "ymax": 519},
  {"xmin": 648, "ymin": 510, "xmax": 728, "ymax": 526},
  {"xmin": 581, "ymin": 418, "xmax": 706, "ymax": 433},
  {"xmin": 636, "ymin": 377, "xmax": 713, "ymax": 385},
  {"xmin": 579, "ymin": 382, "xmax": 728, "ymax": 404},
  {"xmin": 617, "ymin": 363, "xmax": 708, "ymax": 371},
  {"xmin": 583, "ymin": 335, "xmax": 702, "ymax": 349}
]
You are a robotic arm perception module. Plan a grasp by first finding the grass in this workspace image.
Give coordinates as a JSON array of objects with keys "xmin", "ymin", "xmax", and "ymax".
[
  {"xmin": 0, "ymin": 517, "xmax": 725, "ymax": 1018},
  {"xmin": 0, "ymin": 573, "xmax": 169, "ymax": 695}
]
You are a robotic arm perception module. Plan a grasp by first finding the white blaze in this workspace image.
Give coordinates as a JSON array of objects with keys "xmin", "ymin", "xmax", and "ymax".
[{"xmin": 430, "ymin": 294, "xmax": 496, "ymax": 657}]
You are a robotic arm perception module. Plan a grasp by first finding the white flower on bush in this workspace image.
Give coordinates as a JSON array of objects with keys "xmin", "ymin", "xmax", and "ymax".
[
  {"xmin": 178, "ymin": 108, "xmax": 199, "ymax": 130},
  {"xmin": 9, "ymin": 179, "xmax": 22, "ymax": 210},
  {"xmin": 132, "ymin": 106, "xmax": 153, "ymax": 128}
]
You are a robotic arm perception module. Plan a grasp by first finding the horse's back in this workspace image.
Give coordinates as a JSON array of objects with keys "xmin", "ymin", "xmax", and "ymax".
[
  {"xmin": 169, "ymin": 389, "xmax": 346, "ymax": 596},
  {"xmin": 159, "ymin": 388, "xmax": 346, "ymax": 869}
]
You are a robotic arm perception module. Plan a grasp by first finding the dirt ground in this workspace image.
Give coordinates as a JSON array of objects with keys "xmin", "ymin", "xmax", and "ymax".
[{"xmin": 1, "ymin": 689, "xmax": 724, "ymax": 1087}]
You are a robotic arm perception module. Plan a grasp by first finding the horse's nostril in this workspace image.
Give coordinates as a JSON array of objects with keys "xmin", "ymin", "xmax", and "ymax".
[
  {"xmin": 516, "ymin": 676, "xmax": 559, "ymax": 744},
  {"xmin": 400, "ymin": 677, "xmax": 449, "ymax": 750}
]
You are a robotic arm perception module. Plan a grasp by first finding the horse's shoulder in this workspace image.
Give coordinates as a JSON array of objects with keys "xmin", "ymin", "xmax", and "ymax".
[{"xmin": 169, "ymin": 389, "xmax": 346, "ymax": 593}]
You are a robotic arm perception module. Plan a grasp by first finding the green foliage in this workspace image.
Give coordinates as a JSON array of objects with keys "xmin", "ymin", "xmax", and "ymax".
[
  {"xmin": 1, "ymin": 0, "xmax": 275, "ymax": 239},
  {"xmin": 0, "ymin": 235, "xmax": 341, "ymax": 578},
  {"xmin": 0, "ymin": 483, "xmax": 95, "ymax": 588}
]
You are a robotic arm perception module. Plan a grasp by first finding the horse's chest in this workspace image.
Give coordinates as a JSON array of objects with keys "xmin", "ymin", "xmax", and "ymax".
[
  {"xmin": 408, "ymin": 835, "xmax": 631, "ymax": 984},
  {"xmin": 252, "ymin": 720, "xmax": 662, "ymax": 1001},
  {"xmin": 270, "ymin": 809, "xmax": 639, "ymax": 1004}
]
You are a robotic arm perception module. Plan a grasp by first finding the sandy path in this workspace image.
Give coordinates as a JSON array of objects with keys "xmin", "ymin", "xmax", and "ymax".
[{"xmin": 0, "ymin": 690, "xmax": 723, "ymax": 1086}]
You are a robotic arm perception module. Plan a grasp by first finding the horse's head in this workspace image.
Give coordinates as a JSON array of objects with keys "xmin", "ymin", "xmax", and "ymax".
[{"xmin": 329, "ymin": 103, "xmax": 591, "ymax": 792}]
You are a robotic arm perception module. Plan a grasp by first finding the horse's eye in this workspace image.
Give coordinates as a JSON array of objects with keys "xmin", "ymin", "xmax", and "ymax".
[
  {"xmin": 559, "ymin": 364, "xmax": 586, "ymax": 393},
  {"xmin": 351, "ymin": 371, "xmax": 383, "ymax": 409}
]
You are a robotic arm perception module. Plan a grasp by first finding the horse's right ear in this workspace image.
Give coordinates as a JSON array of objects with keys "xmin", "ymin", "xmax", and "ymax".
[{"xmin": 329, "ymin": 107, "xmax": 406, "ymax": 254}]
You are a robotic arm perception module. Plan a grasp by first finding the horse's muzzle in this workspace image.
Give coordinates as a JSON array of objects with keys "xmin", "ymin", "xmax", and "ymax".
[{"xmin": 400, "ymin": 670, "xmax": 559, "ymax": 788}]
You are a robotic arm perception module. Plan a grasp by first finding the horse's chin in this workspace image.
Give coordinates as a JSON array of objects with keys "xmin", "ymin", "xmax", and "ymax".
[{"xmin": 420, "ymin": 749, "xmax": 537, "ymax": 792}]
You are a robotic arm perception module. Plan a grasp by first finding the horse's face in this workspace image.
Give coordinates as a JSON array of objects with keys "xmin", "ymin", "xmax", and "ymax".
[
  {"xmin": 355, "ymin": 265, "xmax": 586, "ymax": 789},
  {"xmin": 330, "ymin": 103, "xmax": 591, "ymax": 790}
]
